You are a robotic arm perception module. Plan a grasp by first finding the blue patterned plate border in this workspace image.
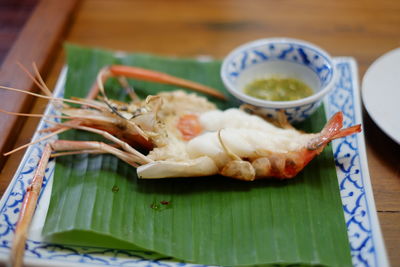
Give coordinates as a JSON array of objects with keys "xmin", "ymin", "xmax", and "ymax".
[
  {"xmin": 325, "ymin": 58, "xmax": 388, "ymax": 267},
  {"xmin": 0, "ymin": 58, "xmax": 389, "ymax": 266}
]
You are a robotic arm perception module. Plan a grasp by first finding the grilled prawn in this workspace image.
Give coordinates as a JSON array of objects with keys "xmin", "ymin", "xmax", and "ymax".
[
  {"xmin": 2, "ymin": 65, "xmax": 361, "ymax": 182},
  {"xmin": 37, "ymin": 88, "xmax": 360, "ymax": 181}
]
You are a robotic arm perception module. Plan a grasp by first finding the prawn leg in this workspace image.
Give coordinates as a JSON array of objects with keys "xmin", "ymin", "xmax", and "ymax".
[
  {"xmin": 10, "ymin": 138, "xmax": 152, "ymax": 267},
  {"xmin": 87, "ymin": 65, "xmax": 226, "ymax": 100},
  {"xmin": 10, "ymin": 144, "xmax": 52, "ymax": 267}
]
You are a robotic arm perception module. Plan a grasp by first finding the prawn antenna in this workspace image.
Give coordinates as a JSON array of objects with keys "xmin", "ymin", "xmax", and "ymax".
[
  {"xmin": 0, "ymin": 108, "xmax": 69, "ymax": 119},
  {"xmin": 16, "ymin": 62, "xmax": 52, "ymax": 97},
  {"xmin": 0, "ymin": 85, "xmax": 104, "ymax": 110},
  {"xmin": 3, "ymin": 127, "xmax": 68, "ymax": 156}
]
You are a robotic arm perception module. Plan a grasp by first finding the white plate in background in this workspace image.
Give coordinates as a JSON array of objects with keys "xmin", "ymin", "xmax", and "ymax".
[{"xmin": 362, "ymin": 48, "xmax": 400, "ymax": 144}]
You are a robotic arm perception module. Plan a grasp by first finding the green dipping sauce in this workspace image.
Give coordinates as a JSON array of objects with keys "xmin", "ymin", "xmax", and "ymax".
[{"xmin": 244, "ymin": 77, "xmax": 313, "ymax": 101}]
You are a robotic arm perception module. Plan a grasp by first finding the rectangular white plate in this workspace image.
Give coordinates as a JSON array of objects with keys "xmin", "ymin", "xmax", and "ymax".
[{"xmin": 0, "ymin": 57, "xmax": 389, "ymax": 266}]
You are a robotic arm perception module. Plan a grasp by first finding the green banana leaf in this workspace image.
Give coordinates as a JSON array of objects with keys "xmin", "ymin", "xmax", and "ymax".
[{"xmin": 42, "ymin": 44, "xmax": 352, "ymax": 266}]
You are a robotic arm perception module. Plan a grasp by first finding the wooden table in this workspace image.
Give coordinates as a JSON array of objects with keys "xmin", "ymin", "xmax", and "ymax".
[{"xmin": 0, "ymin": 0, "xmax": 399, "ymax": 265}]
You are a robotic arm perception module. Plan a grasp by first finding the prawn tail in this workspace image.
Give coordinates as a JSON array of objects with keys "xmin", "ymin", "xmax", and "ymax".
[
  {"xmin": 246, "ymin": 112, "xmax": 362, "ymax": 180},
  {"xmin": 307, "ymin": 111, "xmax": 361, "ymax": 150},
  {"xmin": 331, "ymin": 124, "xmax": 362, "ymax": 139}
]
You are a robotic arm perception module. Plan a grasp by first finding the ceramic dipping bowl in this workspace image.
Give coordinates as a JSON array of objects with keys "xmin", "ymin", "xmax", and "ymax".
[{"xmin": 221, "ymin": 38, "xmax": 336, "ymax": 123}]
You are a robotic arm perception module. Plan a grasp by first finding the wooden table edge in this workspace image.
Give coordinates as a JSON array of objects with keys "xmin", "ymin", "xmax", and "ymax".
[{"xmin": 0, "ymin": 0, "xmax": 79, "ymax": 169}]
